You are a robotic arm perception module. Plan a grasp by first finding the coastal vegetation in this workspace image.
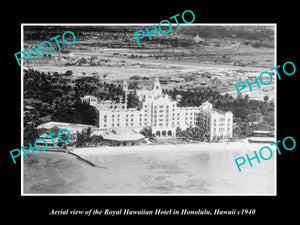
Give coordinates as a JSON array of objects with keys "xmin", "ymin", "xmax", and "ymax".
[
  {"xmin": 164, "ymin": 88, "xmax": 274, "ymax": 138},
  {"xmin": 24, "ymin": 67, "xmax": 274, "ymax": 146}
]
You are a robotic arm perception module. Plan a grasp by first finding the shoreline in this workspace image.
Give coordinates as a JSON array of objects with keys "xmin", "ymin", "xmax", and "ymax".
[{"xmin": 71, "ymin": 141, "xmax": 272, "ymax": 156}]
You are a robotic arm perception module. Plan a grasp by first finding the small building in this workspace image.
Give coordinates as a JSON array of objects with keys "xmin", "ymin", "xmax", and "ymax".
[
  {"xmin": 100, "ymin": 128, "xmax": 145, "ymax": 146},
  {"xmin": 247, "ymin": 130, "xmax": 275, "ymax": 143},
  {"xmin": 37, "ymin": 121, "xmax": 95, "ymax": 133},
  {"xmin": 36, "ymin": 126, "xmax": 61, "ymax": 149}
]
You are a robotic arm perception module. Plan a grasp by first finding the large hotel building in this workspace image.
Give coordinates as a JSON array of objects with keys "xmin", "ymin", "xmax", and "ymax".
[{"xmin": 84, "ymin": 78, "xmax": 233, "ymax": 141}]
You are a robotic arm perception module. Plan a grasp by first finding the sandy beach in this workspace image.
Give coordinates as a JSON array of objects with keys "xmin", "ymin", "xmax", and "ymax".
[
  {"xmin": 72, "ymin": 141, "xmax": 274, "ymax": 157},
  {"xmin": 24, "ymin": 141, "xmax": 276, "ymax": 194}
]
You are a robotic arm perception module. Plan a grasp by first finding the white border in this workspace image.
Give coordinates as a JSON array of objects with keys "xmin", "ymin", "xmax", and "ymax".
[{"xmin": 21, "ymin": 23, "xmax": 277, "ymax": 196}]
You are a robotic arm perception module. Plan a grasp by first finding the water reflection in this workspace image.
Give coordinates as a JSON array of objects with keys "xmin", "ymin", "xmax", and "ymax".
[{"xmin": 24, "ymin": 149, "xmax": 275, "ymax": 195}]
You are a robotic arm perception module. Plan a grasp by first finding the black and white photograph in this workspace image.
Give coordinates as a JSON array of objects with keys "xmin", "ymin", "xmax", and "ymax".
[
  {"xmin": 21, "ymin": 24, "xmax": 276, "ymax": 195},
  {"xmin": 4, "ymin": 5, "xmax": 298, "ymax": 224}
]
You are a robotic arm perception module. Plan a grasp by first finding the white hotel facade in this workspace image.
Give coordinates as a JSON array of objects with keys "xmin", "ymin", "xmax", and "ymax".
[{"xmin": 84, "ymin": 78, "xmax": 233, "ymax": 141}]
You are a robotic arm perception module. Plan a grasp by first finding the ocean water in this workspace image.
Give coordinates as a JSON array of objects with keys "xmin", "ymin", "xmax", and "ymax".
[{"xmin": 23, "ymin": 146, "xmax": 275, "ymax": 195}]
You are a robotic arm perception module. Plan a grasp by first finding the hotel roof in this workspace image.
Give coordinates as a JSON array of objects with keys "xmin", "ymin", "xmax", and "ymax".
[
  {"xmin": 103, "ymin": 133, "xmax": 145, "ymax": 141},
  {"xmin": 37, "ymin": 121, "xmax": 94, "ymax": 131}
]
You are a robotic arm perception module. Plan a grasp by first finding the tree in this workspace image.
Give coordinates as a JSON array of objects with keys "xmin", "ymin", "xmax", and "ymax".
[
  {"xmin": 247, "ymin": 112, "xmax": 263, "ymax": 123},
  {"xmin": 176, "ymin": 127, "xmax": 182, "ymax": 136},
  {"xmin": 23, "ymin": 125, "xmax": 38, "ymax": 147},
  {"xmin": 177, "ymin": 126, "xmax": 208, "ymax": 142},
  {"xmin": 127, "ymin": 90, "xmax": 139, "ymax": 108},
  {"xmin": 140, "ymin": 126, "xmax": 154, "ymax": 139},
  {"xmin": 264, "ymin": 95, "xmax": 269, "ymax": 102},
  {"xmin": 65, "ymin": 70, "xmax": 73, "ymax": 76},
  {"xmin": 233, "ymin": 126, "xmax": 242, "ymax": 139},
  {"xmin": 76, "ymin": 129, "xmax": 91, "ymax": 147},
  {"xmin": 90, "ymin": 135, "xmax": 104, "ymax": 144}
]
